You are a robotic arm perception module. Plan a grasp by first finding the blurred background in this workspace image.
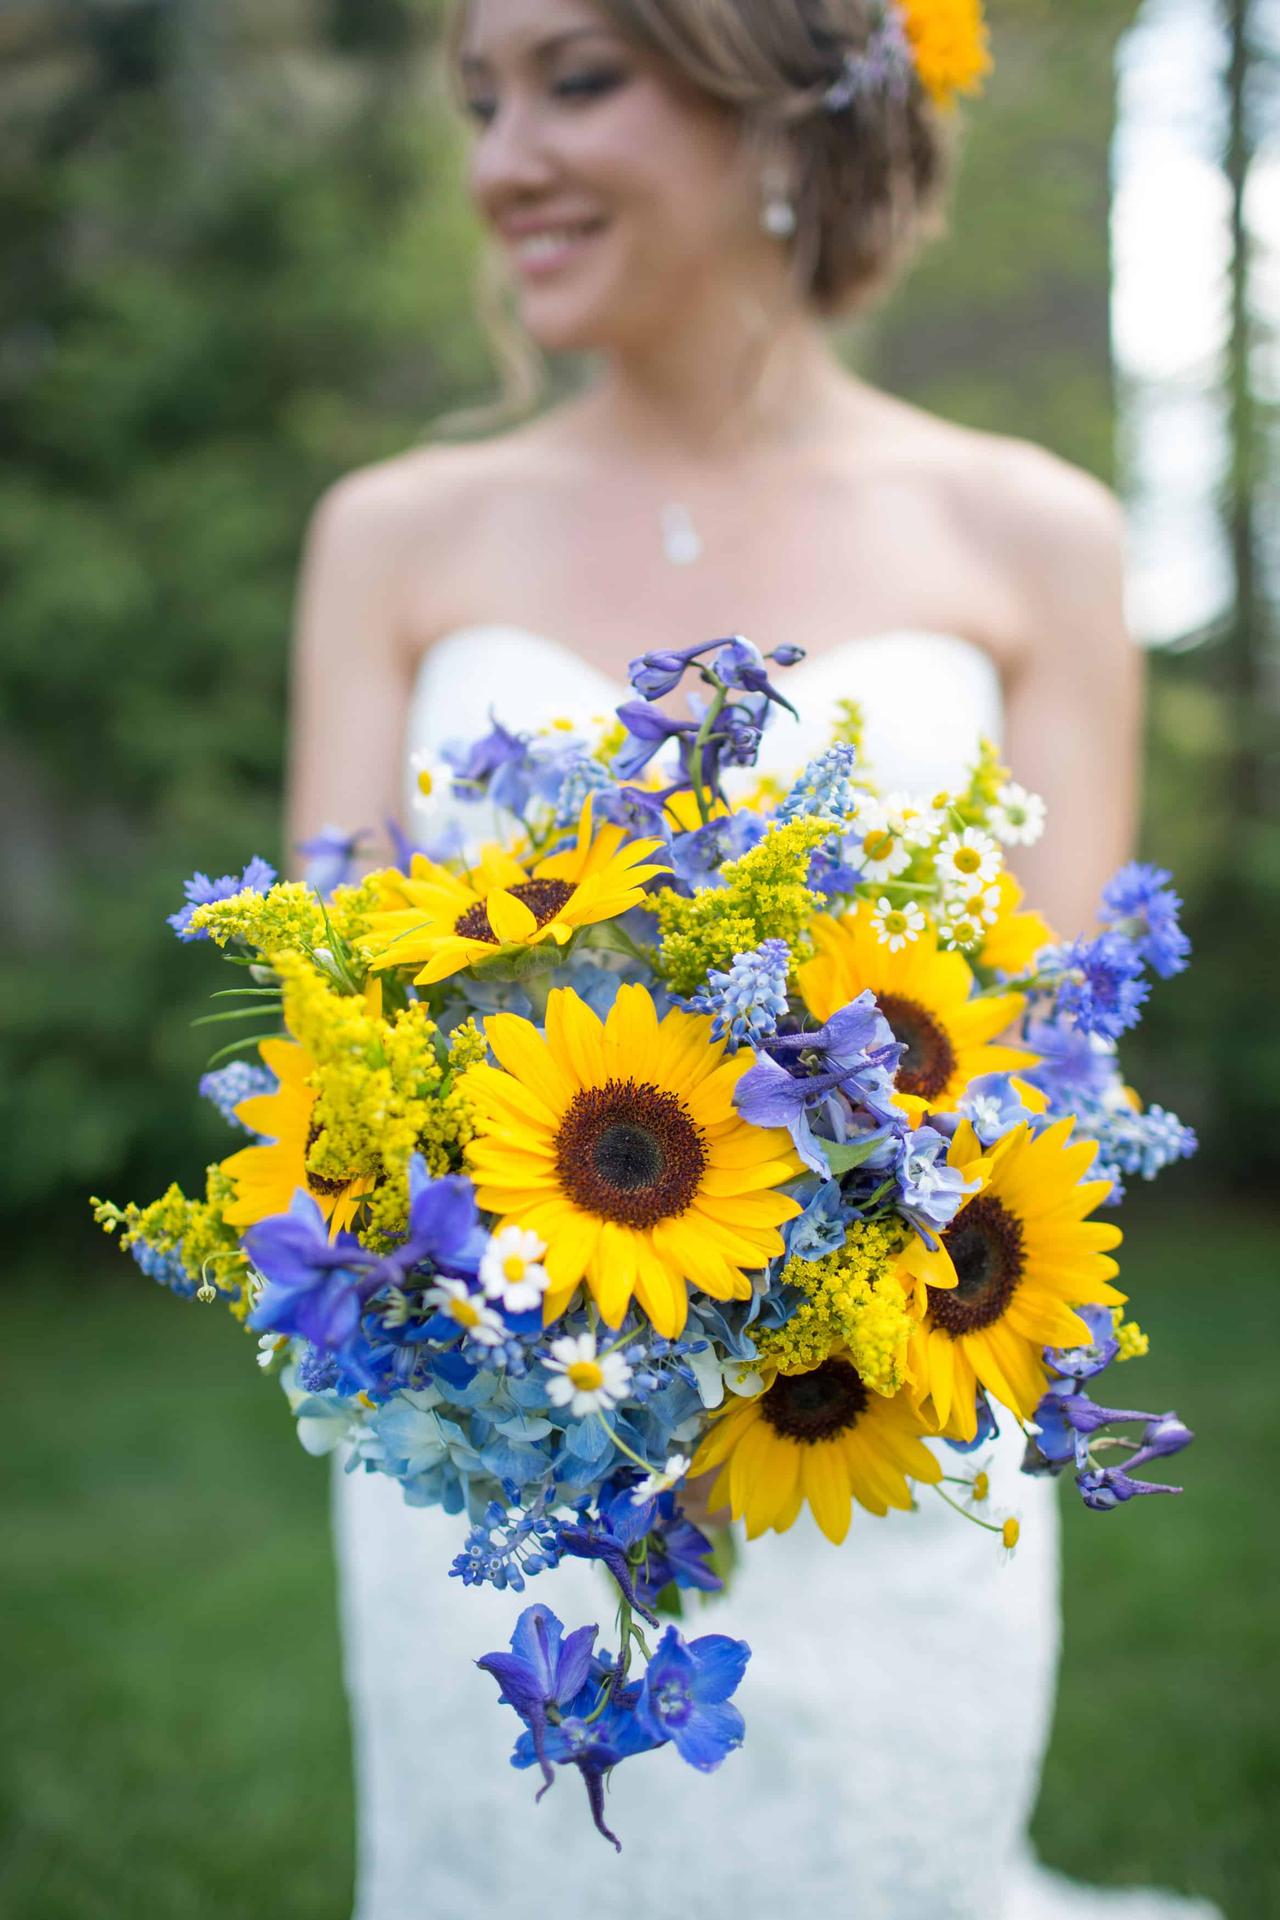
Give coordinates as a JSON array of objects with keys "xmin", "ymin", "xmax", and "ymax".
[{"xmin": 2, "ymin": 0, "xmax": 1277, "ymax": 1914}]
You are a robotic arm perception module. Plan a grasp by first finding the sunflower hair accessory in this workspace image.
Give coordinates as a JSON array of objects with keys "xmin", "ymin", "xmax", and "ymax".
[{"xmin": 824, "ymin": 0, "xmax": 992, "ymax": 114}]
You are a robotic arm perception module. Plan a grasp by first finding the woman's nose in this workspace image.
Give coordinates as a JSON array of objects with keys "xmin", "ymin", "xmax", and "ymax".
[{"xmin": 470, "ymin": 100, "xmax": 559, "ymax": 210}]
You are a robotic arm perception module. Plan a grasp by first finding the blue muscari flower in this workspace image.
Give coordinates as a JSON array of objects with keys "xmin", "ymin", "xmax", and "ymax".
[
  {"xmin": 776, "ymin": 741, "xmax": 863, "ymax": 824},
  {"xmin": 957, "ymin": 1072, "xmax": 1035, "ymax": 1147},
  {"xmin": 296, "ymin": 1344, "xmax": 340, "ymax": 1392},
  {"xmin": 894, "ymin": 1124, "xmax": 982, "ymax": 1242},
  {"xmin": 685, "ymin": 938, "xmax": 790, "ymax": 1050},
  {"xmin": 129, "ymin": 1235, "xmax": 198, "ymax": 1297},
  {"xmin": 451, "ymin": 1488, "xmax": 562, "ymax": 1592},
  {"xmin": 198, "ymin": 1060, "xmax": 277, "ymax": 1127},
  {"xmin": 246, "ymin": 1192, "xmax": 381, "ymax": 1349},
  {"xmin": 1103, "ymin": 1103, "xmax": 1198, "ymax": 1184},
  {"xmin": 296, "ymin": 825, "xmax": 368, "ymax": 897},
  {"xmin": 552, "ymin": 752, "xmax": 614, "ymax": 828},
  {"xmin": 1101, "ymin": 861, "xmax": 1191, "ymax": 979},
  {"xmin": 784, "ymin": 1179, "xmax": 849, "ymax": 1261},
  {"xmin": 634, "ymin": 1624, "xmax": 750, "ymax": 1772},
  {"xmin": 1051, "ymin": 930, "xmax": 1150, "ymax": 1040},
  {"xmin": 735, "ymin": 993, "xmax": 904, "ymax": 1175},
  {"xmin": 478, "ymin": 1603, "xmax": 601, "ymax": 1791},
  {"xmin": 168, "ymin": 855, "xmax": 276, "ymax": 940}
]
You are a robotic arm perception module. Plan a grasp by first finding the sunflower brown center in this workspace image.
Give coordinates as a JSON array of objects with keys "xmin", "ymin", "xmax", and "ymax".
[
  {"xmin": 759, "ymin": 1359, "xmax": 869, "ymax": 1444},
  {"xmin": 454, "ymin": 878, "xmax": 576, "ymax": 945},
  {"xmin": 553, "ymin": 1078, "xmax": 707, "ymax": 1228},
  {"xmin": 876, "ymin": 992, "xmax": 957, "ymax": 1102},
  {"xmin": 928, "ymin": 1194, "xmax": 1026, "ymax": 1336},
  {"xmin": 304, "ymin": 1121, "xmax": 352, "ymax": 1198}
]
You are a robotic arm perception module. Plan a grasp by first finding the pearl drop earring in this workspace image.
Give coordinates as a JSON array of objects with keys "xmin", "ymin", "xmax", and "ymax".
[{"xmin": 760, "ymin": 165, "xmax": 797, "ymax": 240}]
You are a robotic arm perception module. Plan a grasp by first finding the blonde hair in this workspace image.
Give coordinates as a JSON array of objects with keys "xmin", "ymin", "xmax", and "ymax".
[{"xmin": 436, "ymin": 0, "xmax": 954, "ymax": 431}]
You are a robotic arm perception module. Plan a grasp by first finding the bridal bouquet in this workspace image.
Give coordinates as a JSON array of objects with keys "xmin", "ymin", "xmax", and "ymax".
[{"xmin": 95, "ymin": 636, "xmax": 1197, "ymax": 1846}]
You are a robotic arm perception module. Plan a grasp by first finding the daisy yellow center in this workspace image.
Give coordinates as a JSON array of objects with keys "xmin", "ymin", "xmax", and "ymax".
[
  {"xmin": 863, "ymin": 828, "xmax": 896, "ymax": 862},
  {"xmin": 567, "ymin": 1359, "xmax": 605, "ymax": 1392},
  {"xmin": 882, "ymin": 910, "xmax": 910, "ymax": 936},
  {"xmin": 554, "ymin": 1078, "xmax": 707, "ymax": 1229},
  {"xmin": 953, "ymin": 847, "xmax": 983, "ymax": 875},
  {"xmin": 928, "ymin": 1194, "xmax": 1026, "ymax": 1335},
  {"xmin": 454, "ymin": 878, "xmax": 576, "ymax": 945},
  {"xmin": 759, "ymin": 1359, "xmax": 869, "ymax": 1444},
  {"xmin": 875, "ymin": 993, "xmax": 957, "ymax": 1102},
  {"xmin": 502, "ymin": 1254, "xmax": 528, "ymax": 1283},
  {"xmin": 452, "ymin": 1296, "xmax": 482, "ymax": 1328}
]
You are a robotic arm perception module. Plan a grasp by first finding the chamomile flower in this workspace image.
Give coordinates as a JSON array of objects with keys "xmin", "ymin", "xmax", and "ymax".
[
  {"xmin": 544, "ymin": 1332, "xmax": 633, "ymax": 1417},
  {"xmin": 937, "ymin": 827, "xmax": 1001, "ymax": 890},
  {"xmin": 883, "ymin": 791, "xmax": 946, "ymax": 848},
  {"xmin": 851, "ymin": 798, "xmax": 912, "ymax": 885},
  {"xmin": 630, "ymin": 1453, "xmax": 693, "ymax": 1503},
  {"xmin": 940, "ymin": 914, "xmax": 985, "ymax": 953},
  {"xmin": 426, "ymin": 1278, "xmax": 507, "ymax": 1347},
  {"xmin": 480, "ymin": 1224, "xmax": 551, "ymax": 1313},
  {"xmin": 871, "ymin": 897, "xmax": 927, "ymax": 952},
  {"xmin": 989, "ymin": 782, "xmax": 1046, "ymax": 847},
  {"xmin": 408, "ymin": 749, "xmax": 449, "ymax": 804},
  {"xmin": 944, "ymin": 882, "xmax": 1001, "ymax": 929}
]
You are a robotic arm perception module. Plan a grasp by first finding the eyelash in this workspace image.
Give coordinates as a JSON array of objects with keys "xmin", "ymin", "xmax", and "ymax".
[{"xmin": 464, "ymin": 70, "xmax": 625, "ymax": 124}]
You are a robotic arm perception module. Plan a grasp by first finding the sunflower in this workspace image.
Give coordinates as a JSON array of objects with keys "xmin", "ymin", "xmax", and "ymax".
[
  {"xmin": 901, "ymin": 1117, "xmax": 1125, "ymax": 1440},
  {"xmin": 463, "ymin": 984, "xmax": 802, "ymax": 1337},
  {"xmin": 798, "ymin": 900, "xmax": 1033, "ymax": 1118},
  {"xmin": 221, "ymin": 1038, "xmax": 369, "ymax": 1232},
  {"xmin": 360, "ymin": 800, "xmax": 668, "ymax": 987},
  {"xmin": 690, "ymin": 1360, "xmax": 942, "ymax": 1544}
]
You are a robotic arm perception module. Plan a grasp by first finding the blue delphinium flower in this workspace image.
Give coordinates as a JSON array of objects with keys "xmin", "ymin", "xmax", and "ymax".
[
  {"xmin": 373, "ymin": 1157, "xmax": 487, "ymax": 1288},
  {"xmin": 735, "ymin": 993, "xmax": 903, "ymax": 1175},
  {"xmin": 613, "ymin": 702, "xmax": 692, "ymax": 781},
  {"xmin": 1101, "ymin": 861, "xmax": 1191, "ymax": 979},
  {"xmin": 510, "ymin": 1657, "xmax": 663, "ymax": 1850},
  {"xmin": 246, "ymin": 1192, "xmax": 381, "ymax": 1349},
  {"xmin": 1020, "ymin": 1021, "xmax": 1119, "ymax": 1107},
  {"xmin": 667, "ymin": 810, "xmax": 766, "ymax": 893},
  {"xmin": 634, "ymin": 1625, "xmax": 750, "ymax": 1770},
  {"xmin": 685, "ymin": 938, "xmax": 791, "ymax": 1050},
  {"xmin": 168, "ymin": 855, "xmax": 276, "ymax": 940},
  {"xmin": 1076, "ymin": 1467, "xmax": 1183, "ymax": 1511},
  {"xmin": 1046, "ymin": 1302, "xmax": 1120, "ymax": 1381},
  {"xmin": 478, "ymin": 1603, "xmax": 602, "ymax": 1789},
  {"xmin": 894, "ymin": 1124, "xmax": 982, "ymax": 1242},
  {"xmin": 442, "ymin": 715, "xmax": 534, "ymax": 813},
  {"xmin": 956, "ymin": 1072, "xmax": 1035, "ymax": 1147},
  {"xmin": 198, "ymin": 1060, "xmax": 277, "ymax": 1127},
  {"xmin": 1051, "ymin": 930, "xmax": 1150, "ymax": 1040},
  {"xmin": 784, "ymin": 1179, "xmax": 849, "ymax": 1261},
  {"xmin": 295, "ymin": 825, "xmax": 369, "ymax": 897},
  {"xmin": 776, "ymin": 741, "xmax": 863, "ymax": 824}
]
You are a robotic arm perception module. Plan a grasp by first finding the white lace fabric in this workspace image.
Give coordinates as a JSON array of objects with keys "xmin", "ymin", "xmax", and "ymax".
[{"xmin": 331, "ymin": 628, "xmax": 1222, "ymax": 1920}]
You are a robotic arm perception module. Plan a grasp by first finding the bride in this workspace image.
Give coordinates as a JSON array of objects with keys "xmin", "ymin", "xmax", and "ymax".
[{"xmin": 288, "ymin": 3, "xmax": 1219, "ymax": 1916}]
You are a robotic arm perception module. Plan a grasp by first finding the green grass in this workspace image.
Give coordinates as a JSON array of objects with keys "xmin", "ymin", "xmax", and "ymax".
[{"xmin": 3, "ymin": 1199, "xmax": 1274, "ymax": 1918}]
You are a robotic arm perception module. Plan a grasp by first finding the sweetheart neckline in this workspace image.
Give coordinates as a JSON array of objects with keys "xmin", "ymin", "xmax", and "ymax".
[{"xmin": 411, "ymin": 623, "xmax": 1003, "ymax": 700}]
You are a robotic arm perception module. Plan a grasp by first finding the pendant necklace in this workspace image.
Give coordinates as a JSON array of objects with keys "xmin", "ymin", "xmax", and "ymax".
[{"xmin": 659, "ymin": 501, "xmax": 703, "ymax": 567}]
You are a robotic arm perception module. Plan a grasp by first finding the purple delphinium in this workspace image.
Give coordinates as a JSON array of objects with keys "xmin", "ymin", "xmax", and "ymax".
[
  {"xmin": 245, "ymin": 1191, "xmax": 381, "ymax": 1349},
  {"xmin": 372, "ymin": 1156, "xmax": 487, "ymax": 1289},
  {"xmin": 295, "ymin": 825, "xmax": 369, "ymax": 897},
  {"xmin": 735, "ymin": 992, "xmax": 904, "ymax": 1176},
  {"xmin": 168, "ymin": 855, "xmax": 276, "ymax": 941},
  {"xmin": 477, "ymin": 1603, "xmax": 600, "ymax": 1791}
]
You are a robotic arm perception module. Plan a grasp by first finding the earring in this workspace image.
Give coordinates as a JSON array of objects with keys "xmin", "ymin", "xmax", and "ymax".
[{"xmin": 760, "ymin": 164, "xmax": 797, "ymax": 240}]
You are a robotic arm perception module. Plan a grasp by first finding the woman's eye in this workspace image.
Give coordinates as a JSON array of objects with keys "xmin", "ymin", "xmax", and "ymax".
[
  {"xmin": 463, "ymin": 97, "xmax": 497, "ymax": 125},
  {"xmin": 553, "ymin": 70, "xmax": 625, "ymax": 103}
]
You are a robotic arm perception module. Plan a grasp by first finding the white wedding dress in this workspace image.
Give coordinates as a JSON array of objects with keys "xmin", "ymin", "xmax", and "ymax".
[{"xmin": 333, "ymin": 627, "xmax": 1221, "ymax": 1920}]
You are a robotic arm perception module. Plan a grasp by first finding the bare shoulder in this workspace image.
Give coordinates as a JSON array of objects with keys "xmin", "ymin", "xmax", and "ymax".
[{"xmin": 307, "ymin": 433, "xmax": 533, "ymax": 557}]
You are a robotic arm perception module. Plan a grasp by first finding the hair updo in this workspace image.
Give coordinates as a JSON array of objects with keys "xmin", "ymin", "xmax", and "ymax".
[{"xmin": 518, "ymin": 0, "xmax": 955, "ymax": 313}]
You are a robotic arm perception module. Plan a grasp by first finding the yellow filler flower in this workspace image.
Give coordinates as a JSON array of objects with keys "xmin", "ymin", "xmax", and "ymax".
[
  {"xmin": 691, "ymin": 1362, "xmax": 942, "ymax": 1545},
  {"xmin": 902, "ymin": 1118, "xmax": 1126, "ymax": 1440},
  {"xmin": 798, "ymin": 900, "xmax": 1032, "ymax": 1118},
  {"xmin": 360, "ymin": 800, "xmax": 668, "ymax": 987},
  {"xmin": 464, "ymin": 984, "xmax": 802, "ymax": 1338},
  {"xmin": 898, "ymin": 0, "xmax": 992, "ymax": 109},
  {"xmin": 221, "ymin": 1039, "xmax": 369, "ymax": 1231}
]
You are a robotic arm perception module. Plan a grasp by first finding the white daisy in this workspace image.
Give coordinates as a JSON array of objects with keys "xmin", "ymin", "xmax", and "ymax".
[
  {"xmin": 851, "ymin": 797, "xmax": 912, "ymax": 884},
  {"xmin": 629, "ymin": 1453, "xmax": 693, "ymax": 1503},
  {"xmin": 871, "ymin": 896, "xmax": 927, "ymax": 952},
  {"xmin": 989, "ymin": 782, "xmax": 1046, "ymax": 847},
  {"xmin": 883, "ymin": 790, "xmax": 946, "ymax": 848},
  {"xmin": 544, "ymin": 1332, "xmax": 632, "ymax": 1417},
  {"xmin": 937, "ymin": 826, "xmax": 1001, "ymax": 890},
  {"xmin": 943, "ymin": 882, "xmax": 1001, "ymax": 929},
  {"xmin": 939, "ymin": 913, "xmax": 984, "ymax": 953},
  {"xmin": 425, "ymin": 1278, "xmax": 506, "ymax": 1347},
  {"xmin": 480, "ymin": 1224, "xmax": 551, "ymax": 1313}
]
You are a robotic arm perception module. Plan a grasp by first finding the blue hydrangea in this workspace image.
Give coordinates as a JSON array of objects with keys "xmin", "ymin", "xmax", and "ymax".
[
  {"xmin": 168, "ymin": 855, "xmax": 276, "ymax": 941},
  {"xmin": 198, "ymin": 1061, "xmax": 277, "ymax": 1127},
  {"xmin": 684, "ymin": 938, "xmax": 790, "ymax": 1050}
]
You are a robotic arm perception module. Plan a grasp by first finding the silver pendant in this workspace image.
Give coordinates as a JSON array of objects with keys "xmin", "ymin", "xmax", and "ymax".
[{"xmin": 660, "ymin": 502, "xmax": 703, "ymax": 566}]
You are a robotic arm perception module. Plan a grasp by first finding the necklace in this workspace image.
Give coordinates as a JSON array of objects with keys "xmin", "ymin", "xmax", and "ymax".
[{"xmin": 659, "ymin": 501, "xmax": 703, "ymax": 567}]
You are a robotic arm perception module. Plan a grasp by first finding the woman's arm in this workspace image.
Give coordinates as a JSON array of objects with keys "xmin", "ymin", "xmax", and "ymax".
[
  {"xmin": 994, "ymin": 451, "xmax": 1145, "ymax": 939},
  {"xmin": 286, "ymin": 469, "xmax": 421, "ymax": 878}
]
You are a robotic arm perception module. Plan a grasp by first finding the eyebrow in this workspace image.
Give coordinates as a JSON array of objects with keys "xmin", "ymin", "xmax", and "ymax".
[{"xmin": 459, "ymin": 26, "xmax": 621, "ymax": 77}]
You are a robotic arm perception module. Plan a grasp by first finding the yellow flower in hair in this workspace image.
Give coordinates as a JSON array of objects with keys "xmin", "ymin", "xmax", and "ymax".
[
  {"xmin": 360, "ymin": 800, "xmax": 668, "ymax": 987},
  {"xmin": 898, "ymin": 0, "xmax": 992, "ymax": 107}
]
